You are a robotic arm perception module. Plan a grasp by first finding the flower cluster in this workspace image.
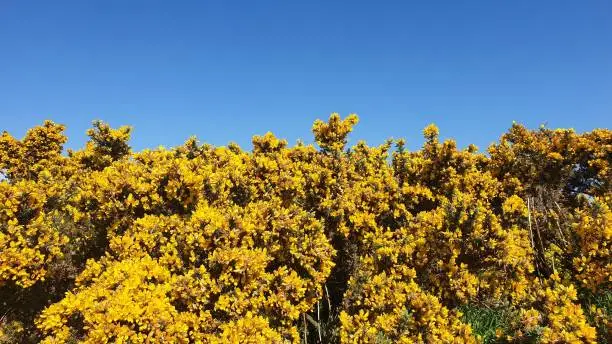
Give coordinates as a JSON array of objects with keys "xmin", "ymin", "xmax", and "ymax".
[
  {"xmin": 1, "ymin": 114, "xmax": 609, "ymax": 343},
  {"xmin": 0, "ymin": 180, "xmax": 69, "ymax": 288}
]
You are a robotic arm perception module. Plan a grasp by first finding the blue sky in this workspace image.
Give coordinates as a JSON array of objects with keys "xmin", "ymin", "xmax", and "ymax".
[{"xmin": 1, "ymin": 0, "xmax": 610, "ymax": 152}]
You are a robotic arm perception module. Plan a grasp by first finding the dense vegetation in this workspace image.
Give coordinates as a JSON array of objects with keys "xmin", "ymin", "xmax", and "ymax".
[{"xmin": 0, "ymin": 114, "xmax": 609, "ymax": 343}]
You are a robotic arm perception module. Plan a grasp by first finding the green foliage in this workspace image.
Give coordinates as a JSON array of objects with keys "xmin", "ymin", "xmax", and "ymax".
[{"xmin": 460, "ymin": 305, "xmax": 513, "ymax": 343}]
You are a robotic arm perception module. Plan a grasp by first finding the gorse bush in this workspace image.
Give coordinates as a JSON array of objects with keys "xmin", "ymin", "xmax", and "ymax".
[{"xmin": 0, "ymin": 114, "xmax": 610, "ymax": 343}]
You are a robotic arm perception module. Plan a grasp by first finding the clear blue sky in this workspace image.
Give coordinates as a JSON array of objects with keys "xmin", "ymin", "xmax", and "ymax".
[{"xmin": 1, "ymin": 0, "xmax": 610, "ymax": 152}]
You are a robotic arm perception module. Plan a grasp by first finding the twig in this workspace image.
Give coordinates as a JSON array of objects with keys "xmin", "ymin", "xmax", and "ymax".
[
  {"xmin": 527, "ymin": 197, "xmax": 540, "ymax": 275},
  {"xmin": 549, "ymin": 208, "xmax": 568, "ymax": 246},
  {"xmin": 303, "ymin": 314, "xmax": 308, "ymax": 344},
  {"xmin": 551, "ymin": 253, "xmax": 556, "ymax": 273},
  {"xmin": 532, "ymin": 204, "xmax": 545, "ymax": 254},
  {"xmin": 324, "ymin": 283, "xmax": 332, "ymax": 316},
  {"xmin": 527, "ymin": 197, "xmax": 535, "ymax": 249},
  {"xmin": 0, "ymin": 308, "xmax": 12, "ymax": 324},
  {"xmin": 317, "ymin": 301, "xmax": 322, "ymax": 343},
  {"xmin": 554, "ymin": 201, "xmax": 566, "ymax": 220},
  {"xmin": 305, "ymin": 313, "xmax": 321, "ymax": 342}
]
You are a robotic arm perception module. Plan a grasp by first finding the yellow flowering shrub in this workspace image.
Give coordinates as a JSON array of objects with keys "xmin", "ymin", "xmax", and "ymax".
[
  {"xmin": 571, "ymin": 196, "xmax": 611, "ymax": 292},
  {"xmin": 108, "ymin": 201, "xmax": 334, "ymax": 339},
  {"xmin": 0, "ymin": 180, "xmax": 69, "ymax": 288},
  {"xmin": 0, "ymin": 115, "xmax": 609, "ymax": 343},
  {"xmin": 0, "ymin": 120, "xmax": 67, "ymax": 181},
  {"xmin": 36, "ymin": 256, "xmax": 195, "ymax": 343},
  {"xmin": 69, "ymin": 120, "xmax": 132, "ymax": 171},
  {"xmin": 339, "ymin": 227, "xmax": 476, "ymax": 343},
  {"xmin": 505, "ymin": 276, "xmax": 598, "ymax": 343}
]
